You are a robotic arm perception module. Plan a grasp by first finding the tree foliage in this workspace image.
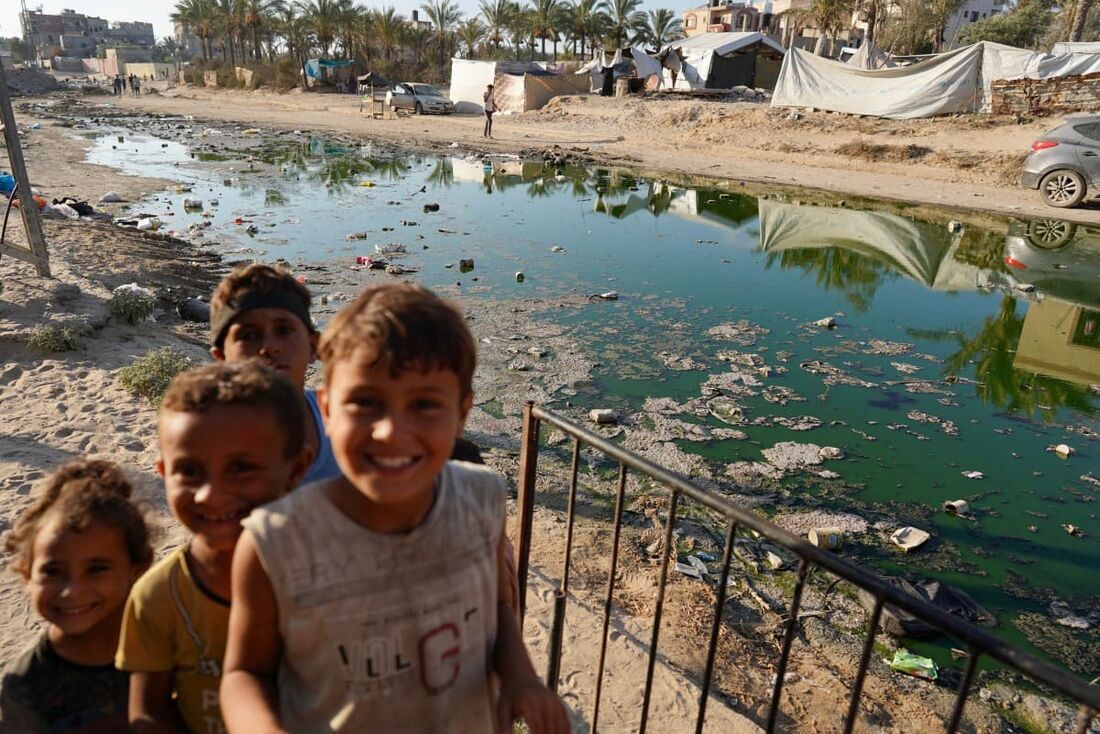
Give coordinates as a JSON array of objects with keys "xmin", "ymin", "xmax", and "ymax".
[{"xmin": 956, "ymin": 1, "xmax": 1054, "ymax": 49}]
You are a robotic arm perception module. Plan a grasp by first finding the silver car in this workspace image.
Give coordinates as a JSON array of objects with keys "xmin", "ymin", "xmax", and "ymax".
[
  {"xmin": 388, "ymin": 83, "xmax": 454, "ymax": 115},
  {"xmin": 1021, "ymin": 115, "xmax": 1100, "ymax": 208}
]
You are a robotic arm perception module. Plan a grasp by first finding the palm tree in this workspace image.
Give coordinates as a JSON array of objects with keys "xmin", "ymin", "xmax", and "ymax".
[
  {"xmin": 1070, "ymin": 0, "xmax": 1092, "ymax": 41},
  {"xmin": 781, "ymin": 0, "xmax": 854, "ymax": 55},
  {"xmin": 530, "ymin": 0, "xmax": 565, "ymax": 57},
  {"xmin": 457, "ymin": 18, "xmax": 486, "ymax": 56},
  {"xmin": 422, "ymin": 0, "xmax": 464, "ymax": 63},
  {"xmin": 172, "ymin": 0, "xmax": 218, "ymax": 60},
  {"xmin": 402, "ymin": 23, "xmax": 432, "ymax": 63},
  {"xmin": 505, "ymin": 3, "xmax": 532, "ymax": 58},
  {"xmin": 568, "ymin": 0, "xmax": 606, "ymax": 57},
  {"xmin": 600, "ymin": 0, "xmax": 645, "ymax": 49},
  {"xmin": 240, "ymin": 0, "xmax": 277, "ymax": 59},
  {"xmin": 634, "ymin": 8, "xmax": 682, "ymax": 48},
  {"xmin": 480, "ymin": 0, "xmax": 517, "ymax": 50},
  {"xmin": 300, "ymin": 0, "xmax": 345, "ymax": 57},
  {"xmin": 374, "ymin": 6, "xmax": 405, "ymax": 60},
  {"xmin": 273, "ymin": 1, "xmax": 312, "ymax": 81}
]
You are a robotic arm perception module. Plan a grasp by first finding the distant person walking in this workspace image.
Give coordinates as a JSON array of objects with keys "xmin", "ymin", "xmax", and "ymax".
[
  {"xmin": 132, "ymin": 77, "xmax": 141, "ymax": 95},
  {"xmin": 483, "ymin": 84, "xmax": 496, "ymax": 139},
  {"xmin": 112, "ymin": 75, "xmax": 122, "ymax": 95}
]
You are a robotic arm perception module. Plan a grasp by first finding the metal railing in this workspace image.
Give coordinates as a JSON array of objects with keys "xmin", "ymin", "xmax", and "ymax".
[{"xmin": 515, "ymin": 403, "xmax": 1100, "ymax": 734}]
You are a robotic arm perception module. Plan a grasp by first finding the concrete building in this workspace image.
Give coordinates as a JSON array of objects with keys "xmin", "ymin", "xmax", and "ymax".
[
  {"xmin": 943, "ymin": 0, "xmax": 1008, "ymax": 47},
  {"xmin": 20, "ymin": 8, "xmax": 154, "ymax": 66},
  {"xmin": 682, "ymin": 0, "xmax": 816, "ymax": 50},
  {"xmin": 683, "ymin": 0, "xmax": 1009, "ymax": 56},
  {"xmin": 107, "ymin": 20, "xmax": 155, "ymax": 47}
]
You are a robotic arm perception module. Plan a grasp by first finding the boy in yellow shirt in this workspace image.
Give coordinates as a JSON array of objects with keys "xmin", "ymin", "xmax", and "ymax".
[{"xmin": 116, "ymin": 362, "xmax": 312, "ymax": 733}]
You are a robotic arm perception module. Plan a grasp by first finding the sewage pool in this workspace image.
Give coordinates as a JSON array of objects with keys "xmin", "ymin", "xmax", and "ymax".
[{"xmin": 86, "ymin": 128, "xmax": 1100, "ymax": 675}]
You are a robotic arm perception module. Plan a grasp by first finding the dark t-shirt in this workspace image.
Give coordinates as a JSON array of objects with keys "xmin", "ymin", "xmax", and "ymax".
[{"xmin": 0, "ymin": 634, "xmax": 128, "ymax": 733}]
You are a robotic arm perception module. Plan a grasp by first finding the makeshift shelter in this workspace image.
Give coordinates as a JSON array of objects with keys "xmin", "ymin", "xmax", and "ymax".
[
  {"xmin": 450, "ymin": 59, "xmax": 582, "ymax": 112},
  {"xmin": 661, "ymin": 32, "xmax": 786, "ymax": 91},
  {"xmin": 304, "ymin": 58, "xmax": 355, "ymax": 88},
  {"xmin": 845, "ymin": 42, "xmax": 896, "ymax": 70},
  {"xmin": 772, "ymin": 42, "xmax": 1100, "ymax": 118},
  {"xmin": 576, "ymin": 51, "xmax": 631, "ymax": 94},
  {"xmin": 1052, "ymin": 41, "xmax": 1100, "ymax": 54},
  {"xmin": 491, "ymin": 69, "xmax": 590, "ymax": 112}
]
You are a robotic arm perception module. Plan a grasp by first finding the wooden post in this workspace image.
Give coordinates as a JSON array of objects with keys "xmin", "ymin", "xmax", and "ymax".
[{"xmin": 0, "ymin": 63, "xmax": 51, "ymax": 277}]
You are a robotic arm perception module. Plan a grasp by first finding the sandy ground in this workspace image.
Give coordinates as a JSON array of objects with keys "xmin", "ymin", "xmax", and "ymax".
[
  {"xmin": 0, "ymin": 98, "xmax": 1089, "ymax": 733},
  {"xmin": 103, "ymin": 84, "xmax": 1100, "ymax": 226}
]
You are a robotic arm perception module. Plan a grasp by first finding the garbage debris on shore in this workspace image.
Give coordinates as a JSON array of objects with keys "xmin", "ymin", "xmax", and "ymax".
[{"xmin": 889, "ymin": 650, "xmax": 938, "ymax": 681}]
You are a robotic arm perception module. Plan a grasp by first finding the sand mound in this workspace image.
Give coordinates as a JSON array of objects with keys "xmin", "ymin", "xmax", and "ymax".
[{"xmin": 5, "ymin": 68, "xmax": 61, "ymax": 96}]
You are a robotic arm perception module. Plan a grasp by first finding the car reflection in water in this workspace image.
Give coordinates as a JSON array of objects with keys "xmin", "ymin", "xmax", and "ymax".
[
  {"xmin": 1003, "ymin": 218, "xmax": 1100, "ymax": 311},
  {"xmin": 1004, "ymin": 218, "xmax": 1100, "ymax": 388}
]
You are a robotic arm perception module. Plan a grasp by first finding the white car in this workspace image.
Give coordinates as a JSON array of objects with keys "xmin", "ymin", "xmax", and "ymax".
[{"xmin": 388, "ymin": 83, "xmax": 454, "ymax": 115}]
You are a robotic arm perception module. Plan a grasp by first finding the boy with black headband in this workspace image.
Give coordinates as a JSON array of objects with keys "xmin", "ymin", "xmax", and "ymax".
[{"xmin": 210, "ymin": 264, "xmax": 484, "ymax": 485}]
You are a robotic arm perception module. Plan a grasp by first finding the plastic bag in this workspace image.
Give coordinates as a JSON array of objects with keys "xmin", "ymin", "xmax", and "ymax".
[{"xmin": 889, "ymin": 650, "xmax": 938, "ymax": 681}]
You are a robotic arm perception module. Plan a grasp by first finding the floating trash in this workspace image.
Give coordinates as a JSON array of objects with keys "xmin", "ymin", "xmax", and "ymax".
[
  {"xmin": 588, "ymin": 408, "xmax": 619, "ymax": 425},
  {"xmin": 891, "ymin": 526, "xmax": 930, "ymax": 553}
]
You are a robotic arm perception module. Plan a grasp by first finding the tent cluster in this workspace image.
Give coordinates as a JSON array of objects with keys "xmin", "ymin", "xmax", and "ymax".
[
  {"xmin": 772, "ymin": 41, "xmax": 1100, "ymax": 118},
  {"xmin": 579, "ymin": 33, "xmax": 786, "ymax": 93},
  {"xmin": 450, "ymin": 59, "xmax": 589, "ymax": 113}
]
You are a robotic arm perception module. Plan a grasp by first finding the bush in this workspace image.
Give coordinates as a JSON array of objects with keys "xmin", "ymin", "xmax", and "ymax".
[
  {"xmin": 957, "ymin": 2, "xmax": 1054, "ymax": 49},
  {"xmin": 27, "ymin": 324, "xmax": 83, "ymax": 352},
  {"xmin": 109, "ymin": 284, "xmax": 157, "ymax": 324},
  {"xmin": 118, "ymin": 347, "xmax": 191, "ymax": 402}
]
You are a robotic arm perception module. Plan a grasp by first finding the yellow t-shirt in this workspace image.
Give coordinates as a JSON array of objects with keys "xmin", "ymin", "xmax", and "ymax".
[{"xmin": 116, "ymin": 544, "xmax": 229, "ymax": 734}]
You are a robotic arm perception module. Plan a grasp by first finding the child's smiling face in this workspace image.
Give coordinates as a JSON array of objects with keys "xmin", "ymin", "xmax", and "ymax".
[
  {"xmin": 25, "ymin": 517, "xmax": 141, "ymax": 639},
  {"xmin": 158, "ymin": 404, "xmax": 307, "ymax": 554},
  {"xmin": 320, "ymin": 353, "xmax": 472, "ymax": 531}
]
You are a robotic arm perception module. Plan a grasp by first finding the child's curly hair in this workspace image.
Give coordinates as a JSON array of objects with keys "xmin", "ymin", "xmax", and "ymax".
[
  {"xmin": 3, "ymin": 459, "xmax": 154, "ymax": 577},
  {"xmin": 160, "ymin": 361, "xmax": 305, "ymax": 459}
]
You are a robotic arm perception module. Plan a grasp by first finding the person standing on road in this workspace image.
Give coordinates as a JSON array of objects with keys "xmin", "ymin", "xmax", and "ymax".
[{"xmin": 483, "ymin": 84, "xmax": 496, "ymax": 139}]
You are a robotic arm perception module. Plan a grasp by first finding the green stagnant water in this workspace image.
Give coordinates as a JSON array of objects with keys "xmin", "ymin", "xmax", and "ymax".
[{"xmin": 87, "ymin": 130, "xmax": 1100, "ymax": 677}]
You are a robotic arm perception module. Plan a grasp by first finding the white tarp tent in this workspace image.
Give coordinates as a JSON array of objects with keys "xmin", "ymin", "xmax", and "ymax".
[
  {"xmin": 662, "ymin": 32, "xmax": 786, "ymax": 90},
  {"xmin": 1052, "ymin": 41, "xmax": 1100, "ymax": 54},
  {"xmin": 773, "ymin": 42, "xmax": 1100, "ymax": 118},
  {"xmin": 845, "ymin": 42, "xmax": 896, "ymax": 70},
  {"xmin": 450, "ymin": 59, "xmax": 570, "ymax": 112}
]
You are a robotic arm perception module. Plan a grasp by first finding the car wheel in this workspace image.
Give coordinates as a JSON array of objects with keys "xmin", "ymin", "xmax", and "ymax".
[
  {"xmin": 414, "ymin": 102, "xmax": 423, "ymax": 115},
  {"xmin": 1039, "ymin": 169, "xmax": 1087, "ymax": 208},
  {"xmin": 1026, "ymin": 218, "xmax": 1077, "ymax": 250}
]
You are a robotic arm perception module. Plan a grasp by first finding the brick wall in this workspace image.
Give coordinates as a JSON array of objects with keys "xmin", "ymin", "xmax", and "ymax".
[{"xmin": 991, "ymin": 72, "xmax": 1100, "ymax": 115}]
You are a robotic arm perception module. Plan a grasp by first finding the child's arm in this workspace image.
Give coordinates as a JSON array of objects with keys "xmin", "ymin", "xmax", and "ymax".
[
  {"xmin": 493, "ymin": 529, "xmax": 569, "ymax": 734},
  {"xmin": 220, "ymin": 531, "xmax": 287, "ymax": 734},
  {"xmin": 129, "ymin": 671, "xmax": 188, "ymax": 733}
]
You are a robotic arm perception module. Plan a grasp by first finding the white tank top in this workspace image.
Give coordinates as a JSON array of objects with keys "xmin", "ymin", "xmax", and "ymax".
[{"xmin": 244, "ymin": 461, "xmax": 506, "ymax": 733}]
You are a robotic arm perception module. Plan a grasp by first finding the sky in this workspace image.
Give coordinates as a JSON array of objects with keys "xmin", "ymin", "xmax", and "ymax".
[{"xmin": 1, "ymin": 0, "xmax": 697, "ymax": 44}]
